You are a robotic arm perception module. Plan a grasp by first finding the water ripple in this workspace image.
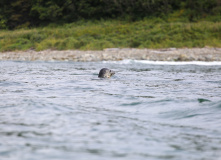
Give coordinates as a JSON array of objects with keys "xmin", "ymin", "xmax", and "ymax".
[{"xmin": 0, "ymin": 61, "xmax": 221, "ymax": 160}]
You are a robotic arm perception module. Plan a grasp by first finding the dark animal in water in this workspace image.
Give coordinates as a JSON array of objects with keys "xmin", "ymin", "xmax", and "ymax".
[{"xmin": 98, "ymin": 68, "xmax": 115, "ymax": 78}]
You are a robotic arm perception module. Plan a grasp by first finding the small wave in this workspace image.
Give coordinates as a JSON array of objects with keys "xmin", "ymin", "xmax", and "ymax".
[
  {"xmin": 135, "ymin": 60, "xmax": 221, "ymax": 66},
  {"xmin": 198, "ymin": 98, "xmax": 211, "ymax": 103},
  {"xmin": 103, "ymin": 60, "xmax": 221, "ymax": 66},
  {"xmin": 102, "ymin": 59, "xmax": 132, "ymax": 64}
]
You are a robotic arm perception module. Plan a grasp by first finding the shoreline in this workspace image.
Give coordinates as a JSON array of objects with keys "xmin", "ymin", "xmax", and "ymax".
[{"xmin": 0, "ymin": 48, "xmax": 221, "ymax": 62}]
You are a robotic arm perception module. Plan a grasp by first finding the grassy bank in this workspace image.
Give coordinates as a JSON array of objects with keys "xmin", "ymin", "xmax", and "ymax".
[{"xmin": 0, "ymin": 20, "xmax": 221, "ymax": 52}]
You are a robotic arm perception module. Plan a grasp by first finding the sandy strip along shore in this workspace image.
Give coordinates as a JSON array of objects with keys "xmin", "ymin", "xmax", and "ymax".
[{"xmin": 0, "ymin": 48, "xmax": 221, "ymax": 62}]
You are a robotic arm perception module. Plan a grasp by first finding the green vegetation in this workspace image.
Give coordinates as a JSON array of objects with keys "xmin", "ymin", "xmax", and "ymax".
[
  {"xmin": 0, "ymin": 20, "xmax": 221, "ymax": 51},
  {"xmin": 0, "ymin": 0, "xmax": 221, "ymax": 29},
  {"xmin": 0, "ymin": 0, "xmax": 220, "ymax": 51}
]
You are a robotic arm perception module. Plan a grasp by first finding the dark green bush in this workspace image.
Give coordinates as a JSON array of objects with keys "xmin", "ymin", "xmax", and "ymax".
[{"xmin": 0, "ymin": 0, "xmax": 220, "ymax": 29}]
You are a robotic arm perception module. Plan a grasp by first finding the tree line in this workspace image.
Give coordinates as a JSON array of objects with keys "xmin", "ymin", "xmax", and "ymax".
[{"xmin": 0, "ymin": 0, "xmax": 220, "ymax": 29}]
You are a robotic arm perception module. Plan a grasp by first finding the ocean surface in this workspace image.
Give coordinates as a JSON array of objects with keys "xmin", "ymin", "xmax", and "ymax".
[{"xmin": 0, "ymin": 60, "xmax": 221, "ymax": 160}]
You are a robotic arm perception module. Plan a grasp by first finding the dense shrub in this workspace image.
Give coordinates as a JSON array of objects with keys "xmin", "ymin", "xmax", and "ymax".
[{"xmin": 0, "ymin": 0, "xmax": 220, "ymax": 29}]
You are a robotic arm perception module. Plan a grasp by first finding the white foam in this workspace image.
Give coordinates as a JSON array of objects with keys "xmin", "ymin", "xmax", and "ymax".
[
  {"xmin": 102, "ymin": 59, "xmax": 132, "ymax": 64},
  {"xmin": 103, "ymin": 60, "xmax": 221, "ymax": 66},
  {"xmin": 135, "ymin": 60, "xmax": 221, "ymax": 65}
]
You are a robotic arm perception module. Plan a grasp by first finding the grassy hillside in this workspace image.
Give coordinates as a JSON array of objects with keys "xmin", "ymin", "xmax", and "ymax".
[{"xmin": 0, "ymin": 20, "xmax": 221, "ymax": 51}]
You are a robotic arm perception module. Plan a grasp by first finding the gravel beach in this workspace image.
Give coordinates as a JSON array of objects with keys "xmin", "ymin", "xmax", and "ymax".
[{"xmin": 0, "ymin": 48, "xmax": 221, "ymax": 61}]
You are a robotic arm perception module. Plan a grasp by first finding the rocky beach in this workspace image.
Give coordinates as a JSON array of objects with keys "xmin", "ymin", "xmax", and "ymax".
[{"xmin": 0, "ymin": 48, "xmax": 221, "ymax": 62}]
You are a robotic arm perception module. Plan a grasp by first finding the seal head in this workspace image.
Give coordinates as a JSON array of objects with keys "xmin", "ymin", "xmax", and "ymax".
[{"xmin": 98, "ymin": 68, "xmax": 115, "ymax": 78}]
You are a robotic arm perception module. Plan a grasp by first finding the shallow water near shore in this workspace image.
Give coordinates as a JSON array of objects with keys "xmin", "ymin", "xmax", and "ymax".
[{"xmin": 0, "ymin": 60, "xmax": 221, "ymax": 160}]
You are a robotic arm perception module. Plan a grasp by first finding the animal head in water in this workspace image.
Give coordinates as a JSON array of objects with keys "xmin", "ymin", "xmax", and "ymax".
[{"xmin": 98, "ymin": 68, "xmax": 115, "ymax": 78}]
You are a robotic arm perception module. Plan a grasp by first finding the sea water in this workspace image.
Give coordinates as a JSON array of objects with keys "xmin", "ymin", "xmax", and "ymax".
[{"xmin": 0, "ymin": 60, "xmax": 221, "ymax": 160}]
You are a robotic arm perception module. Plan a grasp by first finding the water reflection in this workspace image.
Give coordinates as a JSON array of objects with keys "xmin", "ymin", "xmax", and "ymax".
[{"xmin": 0, "ymin": 61, "xmax": 221, "ymax": 160}]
